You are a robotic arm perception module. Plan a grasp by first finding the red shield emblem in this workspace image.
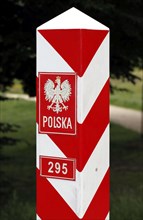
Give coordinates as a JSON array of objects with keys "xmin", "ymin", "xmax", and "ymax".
[{"xmin": 39, "ymin": 72, "xmax": 76, "ymax": 135}]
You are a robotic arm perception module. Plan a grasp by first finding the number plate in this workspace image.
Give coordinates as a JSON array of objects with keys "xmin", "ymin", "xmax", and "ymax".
[{"xmin": 40, "ymin": 156, "xmax": 76, "ymax": 181}]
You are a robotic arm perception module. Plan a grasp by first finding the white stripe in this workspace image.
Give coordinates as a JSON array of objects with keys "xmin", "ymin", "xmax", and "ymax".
[
  {"xmin": 36, "ymin": 123, "xmax": 109, "ymax": 218},
  {"xmin": 37, "ymin": 32, "xmax": 109, "ymax": 124},
  {"xmin": 48, "ymin": 171, "xmax": 80, "ymax": 216},
  {"xmin": 36, "ymin": 214, "xmax": 41, "ymax": 220},
  {"xmin": 79, "ymin": 125, "xmax": 109, "ymax": 218},
  {"xmin": 77, "ymin": 33, "xmax": 109, "ymax": 123},
  {"xmin": 105, "ymin": 212, "xmax": 110, "ymax": 220},
  {"xmin": 36, "ymin": 124, "xmax": 65, "ymax": 169},
  {"xmin": 36, "ymin": 32, "xmax": 73, "ymax": 77}
]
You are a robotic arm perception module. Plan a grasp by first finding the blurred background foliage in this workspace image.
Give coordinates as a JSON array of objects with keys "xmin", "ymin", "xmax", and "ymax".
[{"xmin": 0, "ymin": 0, "xmax": 143, "ymax": 95}]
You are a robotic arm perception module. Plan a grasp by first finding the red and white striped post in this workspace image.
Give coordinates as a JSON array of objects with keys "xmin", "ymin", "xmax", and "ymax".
[{"xmin": 36, "ymin": 7, "xmax": 110, "ymax": 220}]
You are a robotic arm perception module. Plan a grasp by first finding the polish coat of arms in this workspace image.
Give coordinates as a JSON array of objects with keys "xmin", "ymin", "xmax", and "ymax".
[{"xmin": 44, "ymin": 76, "xmax": 72, "ymax": 114}]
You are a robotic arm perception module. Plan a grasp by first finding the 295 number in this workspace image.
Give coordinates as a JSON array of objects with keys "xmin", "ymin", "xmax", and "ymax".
[
  {"xmin": 40, "ymin": 156, "xmax": 76, "ymax": 180},
  {"xmin": 48, "ymin": 162, "xmax": 68, "ymax": 175}
]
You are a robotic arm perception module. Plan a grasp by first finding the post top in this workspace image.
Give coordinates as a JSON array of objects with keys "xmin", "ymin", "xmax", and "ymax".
[{"xmin": 37, "ymin": 7, "xmax": 109, "ymax": 30}]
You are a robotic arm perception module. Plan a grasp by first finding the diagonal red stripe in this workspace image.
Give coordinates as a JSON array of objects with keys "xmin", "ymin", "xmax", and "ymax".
[
  {"xmin": 48, "ymin": 79, "xmax": 109, "ymax": 171},
  {"xmin": 36, "ymin": 168, "xmax": 110, "ymax": 220},
  {"xmin": 38, "ymin": 29, "xmax": 108, "ymax": 76},
  {"xmin": 83, "ymin": 168, "xmax": 110, "ymax": 219},
  {"xmin": 36, "ymin": 167, "xmax": 77, "ymax": 220}
]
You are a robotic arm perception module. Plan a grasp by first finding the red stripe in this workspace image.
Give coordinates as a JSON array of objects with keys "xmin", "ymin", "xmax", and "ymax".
[
  {"xmin": 48, "ymin": 79, "xmax": 109, "ymax": 171},
  {"xmin": 38, "ymin": 29, "xmax": 108, "ymax": 76},
  {"xmin": 36, "ymin": 168, "xmax": 109, "ymax": 220},
  {"xmin": 83, "ymin": 168, "xmax": 110, "ymax": 220}
]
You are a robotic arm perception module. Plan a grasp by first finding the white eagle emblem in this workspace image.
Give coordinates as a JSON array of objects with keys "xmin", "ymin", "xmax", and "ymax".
[{"xmin": 44, "ymin": 76, "xmax": 72, "ymax": 114}]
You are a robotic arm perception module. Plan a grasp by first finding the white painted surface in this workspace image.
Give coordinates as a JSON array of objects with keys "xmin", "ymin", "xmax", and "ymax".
[
  {"xmin": 36, "ymin": 214, "xmax": 41, "ymax": 220},
  {"xmin": 105, "ymin": 212, "xmax": 110, "ymax": 220},
  {"xmin": 77, "ymin": 33, "xmax": 109, "ymax": 123},
  {"xmin": 37, "ymin": 7, "xmax": 109, "ymax": 31}
]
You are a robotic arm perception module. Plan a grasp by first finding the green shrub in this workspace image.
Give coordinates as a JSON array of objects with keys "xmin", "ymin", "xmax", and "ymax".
[{"xmin": 0, "ymin": 191, "xmax": 35, "ymax": 220}]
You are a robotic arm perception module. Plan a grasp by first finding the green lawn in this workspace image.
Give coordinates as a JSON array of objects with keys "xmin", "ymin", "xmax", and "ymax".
[
  {"xmin": 0, "ymin": 100, "xmax": 143, "ymax": 219},
  {"xmin": 110, "ymin": 68, "xmax": 142, "ymax": 110},
  {"xmin": 110, "ymin": 123, "xmax": 143, "ymax": 220},
  {"xmin": 0, "ymin": 99, "xmax": 35, "ymax": 219}
]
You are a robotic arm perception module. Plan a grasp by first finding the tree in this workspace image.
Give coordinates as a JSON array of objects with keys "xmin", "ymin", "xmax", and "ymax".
[{"xmin": 0, "ymin": 0, "xmax": 143, "ymax": 96}]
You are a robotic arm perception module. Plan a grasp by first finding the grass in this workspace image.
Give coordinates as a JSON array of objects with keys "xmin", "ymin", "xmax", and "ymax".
[
  {"xmin": 110, "ymin": 123, "xmax": 143, "ymax": 220},
  {"xmin": 111, "ymin": 191, "xmax": 143, "ymax": 220},
  {"xmin": 110, "ymin": 68, "xmax": 143, "ymax": 110},
  {"xmin": 0, "ymin": 99, "xmax": 35, "ymax": 219},
  {"xmin": 0, "ymin": 100, "xmax": 143, "ymax": 219}
]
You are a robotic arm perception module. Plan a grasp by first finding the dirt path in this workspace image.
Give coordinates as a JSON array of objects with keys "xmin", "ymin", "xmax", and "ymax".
[
  {"xmin": 3, "ymin": 93, "xmax": 36, "ymax": 101},
  {"xmin": 110, "ymin": 105, "xmax": 143, "ymax": 134}
]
